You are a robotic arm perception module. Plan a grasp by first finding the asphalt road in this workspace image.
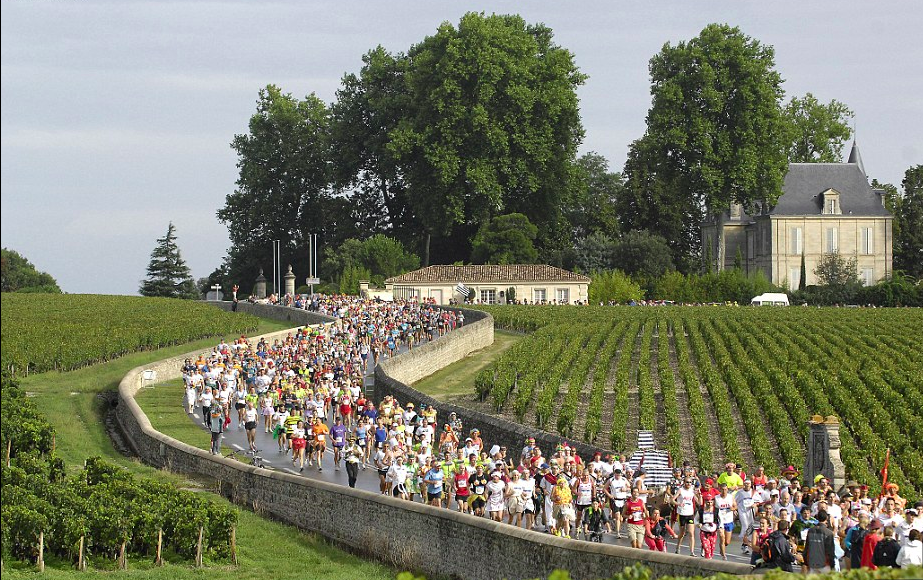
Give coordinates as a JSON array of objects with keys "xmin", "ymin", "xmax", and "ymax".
[{"xmin": 182, "ymin": 338, "xmax": 753, "ymax": 565}]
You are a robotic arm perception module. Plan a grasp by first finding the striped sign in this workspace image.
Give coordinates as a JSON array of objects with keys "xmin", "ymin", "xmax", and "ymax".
[{"xmin": 455, "ymin": 283, "xmax": 471, "ymax": 297}]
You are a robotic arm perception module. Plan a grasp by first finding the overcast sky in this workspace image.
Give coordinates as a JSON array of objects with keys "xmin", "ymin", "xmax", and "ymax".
[{"xmin": 2, "ymin": 1, "xmax": 921, "ymax": 295}]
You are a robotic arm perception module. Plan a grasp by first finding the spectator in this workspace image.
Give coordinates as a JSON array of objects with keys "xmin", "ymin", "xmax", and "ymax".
[{"xmin": 804, "ymin": 509, "xmax": 836, "ymax": 573}]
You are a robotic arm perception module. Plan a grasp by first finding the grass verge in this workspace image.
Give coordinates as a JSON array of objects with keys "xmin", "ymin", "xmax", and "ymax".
[
  {"xmin": 7, "ymin": 316, "xmax": 394, "ymax": 580},
  {"xmin": 411, "ymin": 329, "xmax": 522, "ymax": 400}
]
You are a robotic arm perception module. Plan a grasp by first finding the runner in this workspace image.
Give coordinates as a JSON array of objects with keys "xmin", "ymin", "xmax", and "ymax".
[
  {"xmin": 623, "ymin": 486, "xmax": 647, "ymax": 548},
  {"xmin": 452, "ymin": 461, "xmax": 471, "ymax": 513},
  {"xmin": 330, "ymin": 416, "xmax": 347, "ymax": 471},
  {"xmin": 735, "ymin": 479, "xmax": 757, "ymax": 554},
  {"xmin": 644, "ymin": 507, "xmax": 678, "ymax": 551},
  {"xmin": 486, "ymin": 470, "xmax": 508, "ymax": 522},
  {"xmin": 700, "ymin": 497, "xmax": 720, "ymax": 559},
  {"xmin": 673, "ymin": 477, "xmax": 698, "ymax": 555},
  {"xmin": 468, "ymin": 464, "xmax": 489, "ymax": 517},
  {"xmin": 552, "ymin": 475, "xmax": 576, "ymax": 538},
  {"xmin": 243, "ymin": 400, "xmax": 259, "ymax": 452},
  {"xmin": 573, "ymin": 469, "xmax": 595, "ymax": 531},
  {"xmin": 715, "ymin": 483, "xmax": 738, "ymax": 560},
  {"xmin": 290, "ymin": 419, "xmax": 307, "ymax": 471},
  {"xmin": 606, "ymin": 468, "xmax": 630, "ymax": 538},
  {"xmin": 423, "ymin": 459, "xmax": 445, "ymax": 507}
]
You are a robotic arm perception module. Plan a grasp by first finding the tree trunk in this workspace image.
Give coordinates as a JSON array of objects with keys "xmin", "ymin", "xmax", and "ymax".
[
  {"xmin": 118, "ymin": 541, "xmax": 127, "ymax": 570},
  {"xmin": 423, "ymin": 233, "xmax": 431, "ymax": 267}
]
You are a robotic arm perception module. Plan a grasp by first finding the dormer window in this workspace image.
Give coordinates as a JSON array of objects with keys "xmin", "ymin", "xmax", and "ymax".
[{"xmin": 821, "ymin": 189, "xmax": 842, "ymax": 215}]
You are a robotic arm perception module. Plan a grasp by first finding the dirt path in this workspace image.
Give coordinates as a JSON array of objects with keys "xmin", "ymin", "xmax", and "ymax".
[
  {"xmin": 677, "ymin": 329, "xmax": 725, "ymax": 469},
  {"xmin": 650, "ymin": 331, "xmax": 664, "ymax": 449},
  {"xmin": 625, "ymin": 325, "xmax": 643, "ymax": 450}
]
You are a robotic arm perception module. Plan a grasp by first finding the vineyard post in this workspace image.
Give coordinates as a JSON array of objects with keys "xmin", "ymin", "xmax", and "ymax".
[
  {"xmin": 78, "ymin": 535, "xmax": 86, "ymax": 571},
  {"xmin": 51, "ymin": 434, "xmax": 56, "ymax": 455},
  {"xmin": 195, "ymin": 526, "xmax": 204, "ymax": 567},
  {"xmin": 155, "ymin": 528, "xmax": 163, "ymax": 566},
  {"xmin": 231, "ymin": 525, "xmax": 237, "ymax": 565},
  {"xmin": 118, "ymin": 541, "xmax": 127, "ymax": 570},
  {"xmin": 5, "ymin": 439, "xmax": 10, "ymax": 467},
  {"xmin": 38, "ymin": 531, "xmax": 45, "ymax": 572}
]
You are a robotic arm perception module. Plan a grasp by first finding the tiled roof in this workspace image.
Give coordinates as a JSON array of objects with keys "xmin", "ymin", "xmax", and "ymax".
[{"xmin": 386, "ymin": 265, "xmax": 591, "ymax": 284}]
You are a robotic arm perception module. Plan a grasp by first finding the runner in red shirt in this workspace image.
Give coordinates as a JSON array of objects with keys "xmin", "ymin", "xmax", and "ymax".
[{"xmin": 623, "ymin": 487, "xmax": 648, "ymax": 549}]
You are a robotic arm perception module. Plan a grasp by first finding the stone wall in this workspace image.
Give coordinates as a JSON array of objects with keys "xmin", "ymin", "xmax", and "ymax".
[
  {"xmin": 116, "ymin": 307, "xmax": 751, "ymax": 579},
  {"xmin": 375, "ymin": 308, "xmax": 616, "ymax": 463}
]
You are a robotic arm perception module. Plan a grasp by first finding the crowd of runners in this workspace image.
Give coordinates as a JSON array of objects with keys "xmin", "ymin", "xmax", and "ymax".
[{"xmin": 179, "ymin": 295, "xmax": 922, "ymax": 572}]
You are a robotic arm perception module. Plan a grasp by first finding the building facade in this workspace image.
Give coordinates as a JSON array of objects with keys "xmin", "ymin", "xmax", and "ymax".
[
  {"xmin": 702, "ymin": 143, "xmax": 893, "ymax": 291},
  {"xmin": 368, "ymin": 264, "xmax": 590, "ymax": 305}
]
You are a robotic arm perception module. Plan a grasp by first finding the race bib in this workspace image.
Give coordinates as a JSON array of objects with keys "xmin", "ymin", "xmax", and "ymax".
[
  {"xmin": 679, "ymin": 500, "xmax": 694, "ymax": 516},
  {"xmin": 719, "ymin": 509, "xmax": 734, "ymax": 524},
  {"xmin": 702, "ymin": 513, "xmax": 715, "ymax": 524},
  {"xmin": 743, "ymin": 498, "xmax": 754, "ymax": 509},
  {"xmin": 317, "ymin": 434, "xmax": 325, "ymax": 442}
]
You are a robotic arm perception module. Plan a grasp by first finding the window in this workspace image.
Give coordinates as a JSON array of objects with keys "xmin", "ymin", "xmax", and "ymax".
[
  {"xmin": 479, "ymin": 289, "xmax": 496, "ymax": 304},
  {"xmin": 789, "ymin": 268, "xmax": 800, "ymax": 292},
  {"xmin": 822, "ymin": 190, "xmax": 841, "ymax": 215},
  {"xmin": 862, "ymin": 268, "xmax": 875, "ymax": 286},
  {"xmin": 556, "ymin": 288, "xmax": 570, "ymax": 304},
  {"xmin": 826, "ymin": 227, "xmax": 838, "ymax": 253},
  {"xmin": 862, "ymin": 227, "xmax": 874, "ymax": 255},
  {"xmin": 790, "ymin": 227, "xmax": 803, "ymax": 256},
  {"xmin": 533, "ymin": 288, "xmax": 547, "ymax": 303}
]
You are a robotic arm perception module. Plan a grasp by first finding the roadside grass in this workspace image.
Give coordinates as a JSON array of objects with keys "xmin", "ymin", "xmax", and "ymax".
[
  {"xmin": 7, "ymin": 316, "xmax": 394, "ymax": 580},
  {"xmin": 136, "ymin": 378, "xmax": 209, "ymax": 451},
  {"xmin": 411, "ymin": 329, "xmax": 522, "ymax": 400}
]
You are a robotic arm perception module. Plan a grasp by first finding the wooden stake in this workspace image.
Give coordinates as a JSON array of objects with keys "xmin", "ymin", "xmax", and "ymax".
[
  {"xmin": 230, "ymin": 525, "xmax": 237, "ymax": 566},
  {"xmin": 78, "ymin": 535, "xmax": 86, "ymax": 571},
  {"xmin": 38, "ymin": 531, "xmax": 45, "ymax": 572},
  {"xmin": 155, "ymin": 528, "xmax": 163, "ymax": 566},
  {"xmin": 6, "ymin": 439, "xmax": 11, "ymax": 468},
  {"xmin": 119, "ymin": 541, "xmax": 127, "ymax": 570},
  {"xmin": 195, "ymin": 526, "xmax": 203, "ymax": 568},
  {"xmin": 51, "ymin": 434, "xmax": 56, "ymax": 455}
]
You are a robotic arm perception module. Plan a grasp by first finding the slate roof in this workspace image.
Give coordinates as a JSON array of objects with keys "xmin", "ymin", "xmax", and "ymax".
[
  {"xmin": 386, "ymin": 265, "xmax": 591, "ymax": 284},
  {"xmin": 769, "ymin": 162, "xmax": 890, "ymax": 217}
]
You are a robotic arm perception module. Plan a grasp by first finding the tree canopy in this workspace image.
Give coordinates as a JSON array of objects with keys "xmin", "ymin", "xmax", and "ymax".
[
  {"xmin": 471, "ymin": 213, "xmax": 539, "ymax": 264},
  {"xmin": 783, "ymin": 93, "xmax": 853, "ymax": 163},
  {"xmin": 139, "ymin": 223, "xmax": 198, "ymax": 299},
  {"xmin": 0, "ymin": 249, "xmax": 61, "ymax": 293}
]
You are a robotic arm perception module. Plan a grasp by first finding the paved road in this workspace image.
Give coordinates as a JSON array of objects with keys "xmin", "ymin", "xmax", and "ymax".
[{"xmin": 182, "ymin": 338, "xmax": 753, "ymax": 565}]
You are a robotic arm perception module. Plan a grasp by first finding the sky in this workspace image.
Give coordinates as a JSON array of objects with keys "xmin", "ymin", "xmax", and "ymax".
[{"xmin": 2, "ymin": 1, "xmax": 921, "ymax": 295}]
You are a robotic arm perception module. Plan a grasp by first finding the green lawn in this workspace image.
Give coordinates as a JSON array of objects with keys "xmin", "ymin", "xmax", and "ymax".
[
  {"xmin": 412, "ymin": 329, "xmax": 522, "ymax": 399},
  {"xmin": 136, "ymin": 378, "xmax": 209, "ymax": 452},
  {"xmin": 7, "ymin": 315, "xmax": 394, "ymax": 580}
]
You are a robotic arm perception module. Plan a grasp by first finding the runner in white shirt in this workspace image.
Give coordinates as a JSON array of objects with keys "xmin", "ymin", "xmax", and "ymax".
[
  {"xmin": 715, "ymin": 484, "xmax": 738, "ymax": 561},
  {"xmin": 606, "ymin": 470, "xmax": 630, "ymax": 538},
  {"xmin": 673, "ymin": 478, "xmax": 698, "ymax": 555},
  {"xmin": 387, "ymin": 461, "xmax": 410, "ymax": 500},
  {"xmin": 734, "ymin": 479, "xmax": 757, "ymax": 554}
]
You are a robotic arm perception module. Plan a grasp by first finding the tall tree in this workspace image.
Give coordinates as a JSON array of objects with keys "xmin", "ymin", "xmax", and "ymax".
[
  {"xmin": 610, "ymin": 230, "xmax": 675, "ymax": 279},
  {"xmin": 139, "ymin": 223, "xmax": 198, "ymax": 299},
  {"xmin": 387, "ymin": 13, "xmax": 586, "ymax": 264},
  {"xmin": 0, "ymin": 249, "xmax": 61, "ymax": 293},
  {"xmin": 632, "ymin": 24, "xmax": 789, "ymax": 270},
  {"xmin": 784, "ymin": 93, "xmax": 853, "ymax": 162},
  {"xmin": 218, "ymin": 85, "xmax": 335, "ymax": 285},
  {"xmin": 894, "ymin": 165, "xmax": 923, "ymax": 278},
  {"xmin": 471, "ymin": 213, "xmax": 539, "ymax": 264},
  {"xmin": 566, "ymin": 152, "xmax": 623, "ymax": 241}
]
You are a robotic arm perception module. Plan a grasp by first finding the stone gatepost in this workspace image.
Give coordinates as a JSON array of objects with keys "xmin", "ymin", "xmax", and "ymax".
[
  {"xmin": 253, "ymin": 269, "xmax": 267, "ymax": 299},
  {"xmin": 283, "ymin": 265, "xmax": 296, "ymax": 296},
  {"xmin": 804, "ymin": 415, "xmax": 846, "ymax": 490}
]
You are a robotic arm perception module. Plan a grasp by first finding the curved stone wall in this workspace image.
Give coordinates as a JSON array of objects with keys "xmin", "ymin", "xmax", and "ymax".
[{"xmin": 116, "ymin": 306, "xmax": 751, "ymax": 579}]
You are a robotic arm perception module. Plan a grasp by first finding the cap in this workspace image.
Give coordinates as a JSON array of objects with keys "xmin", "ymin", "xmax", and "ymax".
[
  {"xmin": 705, "ymin": 478, "xmax": 715, "ymax": 485},
  {"xmin": 906, "ymin": 508, "xmax": 919, "ymax": 516},
  {"xmin": 540, "ymin": 463, "xmax": 550, "ymax": 470},
  {"xmin": 814, "ymin": 474, "xmax": 827, "ymax": 484},
  {"xmin": 868, "ymin": 520, "xmax": 882, "ymax": 531}
]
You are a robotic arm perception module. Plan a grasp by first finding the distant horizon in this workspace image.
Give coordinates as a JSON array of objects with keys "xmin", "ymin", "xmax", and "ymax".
[{"xmin": 3, "ymin": 0, "xmax": 921, "ymax": 295}]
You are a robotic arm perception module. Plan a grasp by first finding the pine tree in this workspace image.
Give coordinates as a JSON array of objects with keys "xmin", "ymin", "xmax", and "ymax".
[{"xmin": 139, "ymin": 223, "xmax": 199, "ymax": 299}]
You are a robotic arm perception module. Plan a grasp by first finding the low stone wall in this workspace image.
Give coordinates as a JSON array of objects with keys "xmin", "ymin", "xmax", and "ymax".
[
  {"xmin": 116, "ymin": 307, "xmax": 751, "ymax": 579},
  {"xmin": 375, "ymin": 308, "xmax": 615, "ymax": 463}
]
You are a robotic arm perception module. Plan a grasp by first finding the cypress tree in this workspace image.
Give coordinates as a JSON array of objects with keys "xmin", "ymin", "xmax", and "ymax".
[
  {"xmin": 799, "ymin": 252, "xmax": 807, "ymax": 290},
  {"xmin": 139, "ymin": 223, "xmax": 199, "ymax": 299}
]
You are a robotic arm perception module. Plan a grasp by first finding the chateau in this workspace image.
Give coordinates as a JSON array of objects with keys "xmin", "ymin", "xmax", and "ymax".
[{"xmin": 702, "ymin": 143, "xmax": 893, "ymax": 290}]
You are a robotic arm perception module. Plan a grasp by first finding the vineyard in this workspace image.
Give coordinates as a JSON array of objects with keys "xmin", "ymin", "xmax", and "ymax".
[
  {"xmin": 471, "ymin": 305, "xmax": 923, "ymax": 499},
  {"xmin": 1, "ymin": 294, "xmax": 258, "ymax": 376}
]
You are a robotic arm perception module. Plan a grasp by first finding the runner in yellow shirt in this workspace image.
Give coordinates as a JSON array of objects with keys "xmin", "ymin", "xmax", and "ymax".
[{"xmin": 717, "ymin": 462, "xmax": 744, "ymax": 490}]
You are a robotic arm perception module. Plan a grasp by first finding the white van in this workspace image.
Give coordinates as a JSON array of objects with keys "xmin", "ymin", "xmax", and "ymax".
[{"xmin": 751, "ymin": 292, "xmax": 790, "ymax": 306}]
